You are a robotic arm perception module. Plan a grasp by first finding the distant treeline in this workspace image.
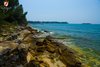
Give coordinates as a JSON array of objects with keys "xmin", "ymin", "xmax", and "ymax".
[
  {"xmin": 82, "ymin": 23, "xmax": 92, "ymax": 25},
  {"xmin": 28, "ymin": 21, "xmax": 68, "ymax": 24}
]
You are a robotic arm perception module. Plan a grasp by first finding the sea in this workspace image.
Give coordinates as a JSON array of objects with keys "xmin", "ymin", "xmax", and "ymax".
[{"xmin": 29, "ymin": 23, "xmax": 100, "ymax": 66}]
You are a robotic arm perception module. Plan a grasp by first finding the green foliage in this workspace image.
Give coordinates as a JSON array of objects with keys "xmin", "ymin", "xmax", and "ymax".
[{"xmin": 0, "ymin": 0, "xmax": 28, "ymax": 26}]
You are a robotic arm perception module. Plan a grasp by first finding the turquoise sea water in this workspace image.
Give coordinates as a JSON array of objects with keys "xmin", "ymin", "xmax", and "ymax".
[{"xmin": 29, "ymin": 23, "xmax": 100, "ymax": 52}]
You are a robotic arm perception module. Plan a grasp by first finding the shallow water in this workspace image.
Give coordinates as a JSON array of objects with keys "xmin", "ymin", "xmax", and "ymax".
[{"xmin": 29, "ymin": 23, "xmax": 100, "ymax": 51}]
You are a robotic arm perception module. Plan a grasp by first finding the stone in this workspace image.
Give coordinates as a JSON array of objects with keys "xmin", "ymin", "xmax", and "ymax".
[
  {"xmin": 26, "ymin": 52, "xmax": 35, "ymax": 63},
  {"xmin": 36, "ymin": 42, "xmax": 43, "ymax": 46},
  {"xmin": 7, "ymin": 34, "xmax": 18, "ymax": 41},
  {"xmin": 36, "ymin": 47, "xmax": 45, "ymax": 52},
  {"xmin": 47, "ymin": 45, "xmax": 55, "ymax": 53}
]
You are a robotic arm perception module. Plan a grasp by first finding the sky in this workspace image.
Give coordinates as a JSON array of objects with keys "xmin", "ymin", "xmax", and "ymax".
[{"xmin": 19, "ymin": 0, "xmax": 100, "ymax": 24}]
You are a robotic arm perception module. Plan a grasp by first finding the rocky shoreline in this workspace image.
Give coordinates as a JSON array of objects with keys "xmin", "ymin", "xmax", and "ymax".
[
  {"xmin": 0, "ymin": 0, "xmax": 83, "ymax": 66},
  {"xmin": 0, "ymin": 25, "xmax": 83, "ymax": 67}
]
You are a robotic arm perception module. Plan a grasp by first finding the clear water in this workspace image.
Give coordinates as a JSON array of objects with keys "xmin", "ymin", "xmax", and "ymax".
[{"xmin": 29, "ymin": 23, "xmax": 100, "ymax": 51}]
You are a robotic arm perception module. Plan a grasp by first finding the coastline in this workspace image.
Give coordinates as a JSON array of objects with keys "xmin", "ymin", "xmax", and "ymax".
[
  {"xmin": 1, "ymin": 23, "xmax": 100, "ymax": 67},
  {"xmin": 0, "ymin": 0, "xmax": 99, "ymax": 66},
  {"xmin": 29, "ymin": 23, "xmax": 100, "ymax": 67},
  {"xmin": 0, "ymin": 25, "xmax": 83, "ymax": 67}
]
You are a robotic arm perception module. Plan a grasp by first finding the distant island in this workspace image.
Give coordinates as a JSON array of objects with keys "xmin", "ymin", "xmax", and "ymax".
[
  {"xmin": 28, "ymin": 21, "xmax": 69, "ymax": 24},
  {"xmin": 82, "ymin": 23, "xmax": 92, "ymax": 25}
]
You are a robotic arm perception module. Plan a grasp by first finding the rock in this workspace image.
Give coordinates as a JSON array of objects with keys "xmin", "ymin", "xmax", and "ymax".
[
  {"xmin": 0, "ymin": 37, "xmax": 3, "ymax": 41},
  {"xmin": 58, "ymin": 48, "xmax": 62, "ymax": 55},
  {"xmin": 0, "ymin": 48, "xmax": 28, "ymax": 66},
  {"xmin": 26, "ymin": 52, "xmax": 35, "ymax": 63},
  {"xmin": 75, "ymin": 62, "xmax": 82, "ymax": 67},
  {"xmin": 15, "ymin": 40, "xmax": 22, "ymax": 44},
  {"xmin": 36, "ymin": 42, "xmax": 43, "ymax": 46},
  {"xmin": 42, "ymin": 38, "xmax": 56, "ymax": 53},
  {"xmin": 36, "ymin": 47, "xmax": 45, "ymax": 52},
  {"xmin": 17, "ymin": 65, "xmax": 24, "ymax": 67},
  {"xmin": 0, "ymin": 30, "xmax": 83, "ymax": 67},
  {"xmin": 7, "ymin": 34, "xmax": 18, "ymax": 41},
  {"xmin": 26, "ymin": 26, "xmax": 38, "ymax": 34},
  {"xmin": 22, "ymin": 34, "xmax": 34, "ymax": 44},
  {"xmin": 26, "ymin": 60, "xmax": 40, "ymax": 67},
  {"xmin": 0, "ymin": 41, "xmax": 18, "ymax": 50},
  {"xmin": 18, "ymin": 29, "xmax": 31, "ymax": 40},
  {"xmin": 47, "ymin": 45, "xmax": 55, "ymax": 53},
  {"xmin": 0, "ymin": 46, "xmax": 3, "ymax": 53},
  {"xmin": 0, "ymin": 21, "xmax": 83, "ymax": 67}
]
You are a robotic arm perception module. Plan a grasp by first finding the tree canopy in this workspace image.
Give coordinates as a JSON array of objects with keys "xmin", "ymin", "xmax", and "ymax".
[{"xmin": 0, "ymin": 0, "xmax": 27, "ymax": 26}]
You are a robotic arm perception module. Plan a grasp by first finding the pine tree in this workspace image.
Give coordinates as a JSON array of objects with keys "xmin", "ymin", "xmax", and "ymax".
[{"xmin": 0, "ymin": 0, "xmax": 28, "ymax": 26}]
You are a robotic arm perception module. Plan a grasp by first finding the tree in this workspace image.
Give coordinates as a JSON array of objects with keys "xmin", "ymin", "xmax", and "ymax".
[{"xmin": 0, "ymin": 0, "xmax": 28, "ymax": 26}]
